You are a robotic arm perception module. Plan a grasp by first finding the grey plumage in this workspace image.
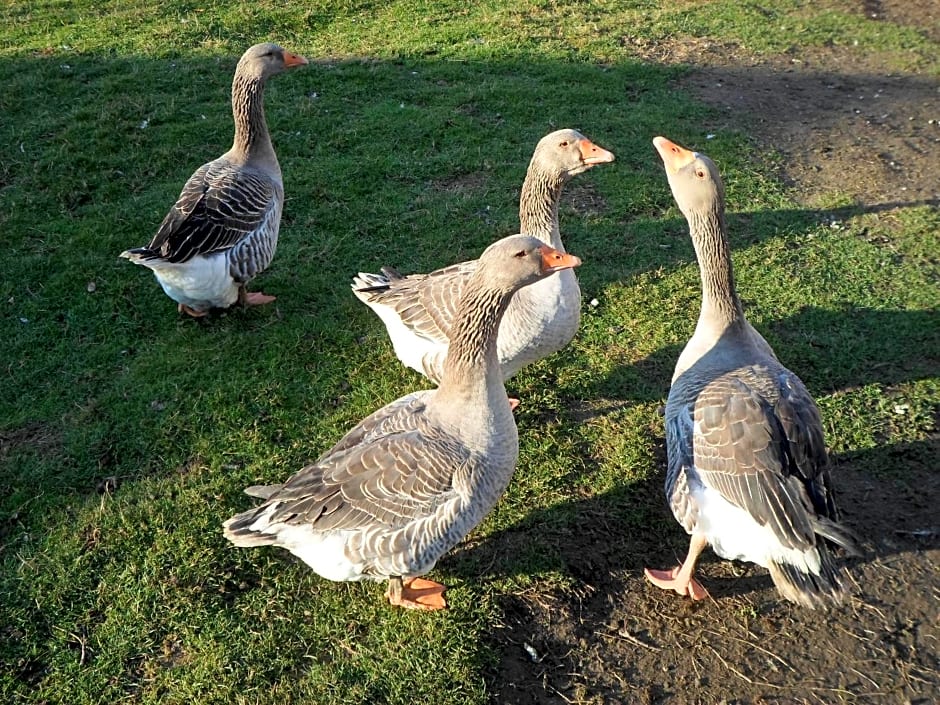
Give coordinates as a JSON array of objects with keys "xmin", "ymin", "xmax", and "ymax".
[
  {"xmin": 648, "ymin": 136, "xmax": 860, "ymax": 608},
  {"xmin": 120, "ymin": 42, "xmax": 307, "ymax": 314},
  {"xmin": 351, "ymin": 129, "xmax": 613, "ymax": 383},
  {"xmin": 224, "ymin": 235, "xmax": 582, "ymax": 608},
  {"xmin": 123, "ymin": 161, "xmax": 282, "ymax": 273}
]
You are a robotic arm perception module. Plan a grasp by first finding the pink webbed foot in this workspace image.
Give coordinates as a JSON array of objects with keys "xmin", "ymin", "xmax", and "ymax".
[
  {"xmin": 178, "ymin": 303, "xmax": 208, "ymax": 318},
  {"xmin": 241, "ymin": 291, "xmax": 277, "ymax": 307},
  {"xmin": 644, "ymin": 566, "xmax": 710, "ymax": 601},
  {"xmin": 508, "ymin": 397, "xmax": 520, "ymax": 412}
]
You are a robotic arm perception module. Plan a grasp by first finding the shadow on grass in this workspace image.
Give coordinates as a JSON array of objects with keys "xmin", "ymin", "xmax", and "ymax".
[
  {"xmin": 453, "ymin": 296, "xmax": 939, "ymax": 601},
  {"xmin": 474, "ymin": 436, "xmax": 940, "ymax": 705},
  {"xmin": 579, "ymin": 196, "xmax": 940, "ymax": 290},
  {"xmin": 568, "ymin": 303, "xmax": 939, "ymax": 409},
  {"xmin": 0, "ymin": 48, "xmax": 934, "ymax": 573},
  {"xmin": 451, "ymin": 434, "xmax": 938, "ymax": 611}
]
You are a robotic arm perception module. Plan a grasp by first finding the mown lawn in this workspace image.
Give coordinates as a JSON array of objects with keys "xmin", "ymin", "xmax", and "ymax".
[{"xmin": 1, "ymin": 2, "xmax": 937, "ymax": 703}]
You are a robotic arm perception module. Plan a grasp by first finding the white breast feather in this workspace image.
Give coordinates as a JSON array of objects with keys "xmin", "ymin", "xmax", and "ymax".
[{"xmin": 363, "ymin": 300, "xmax": 447, "ymax": 379}]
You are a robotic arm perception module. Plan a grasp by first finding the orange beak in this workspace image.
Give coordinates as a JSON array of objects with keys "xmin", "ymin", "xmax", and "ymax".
[
  {"xmin": 578, "ymin": 138, "xmax": 616, "ymax": 166},
  {"xmin": 282, "ymin": 50, "xmax": 309, "ymax": 68},
  {"xmin": 539, "ymin": 245, "xmax": 582, "ymax": 273},
  {"xmin": 653, "ymin": 136, "xmax": 695, "ymax": 173}
]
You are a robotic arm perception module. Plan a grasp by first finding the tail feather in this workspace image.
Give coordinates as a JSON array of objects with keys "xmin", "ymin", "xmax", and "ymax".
[
  {"xmin": 351, "ymin": 267, "xmax": 406, "ymax": 295},
  {"xmin": 119, "ymin": 247, "xmax": 161, "ymax": 265},
  {"xmin": 767, "ymin": 544, "xmax": 853, "ymax": 609},
  {"xmin": 812, "ymin": 515, "xmax": 863, "ymax": 557},
  {"xmin": 379, "ymin": 266, "xmax": 403, "ymax": 280},
  {"xmin": 222, "ymin": 508, "xmax": 277, "ymax": 548},
  {"xmin": 243, "ymin": 484, "xmax": 281, "ymax": 500},
  {"xmin": 351, "ymin": 271, "xmax": 392, "ymax": 293}
]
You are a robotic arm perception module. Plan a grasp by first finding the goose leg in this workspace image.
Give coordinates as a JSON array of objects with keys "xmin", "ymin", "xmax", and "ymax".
[
  {"xmin": 178, "ymin": 303, "xmax": 208, "ymax": 318},
  {"xmin": 385, "ymin": 576, "xmax": 448, "ymax": 610},
  {"xmin": 508, "ymin": 397, "xmax": 520, "ymax": 411},
  {"xmin": 644, "ymin": 533, "xmax": 710, "ymax": 600}
]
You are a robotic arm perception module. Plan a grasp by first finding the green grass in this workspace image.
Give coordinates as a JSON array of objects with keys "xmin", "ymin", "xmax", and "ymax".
[{"xmin": 1, "ymin": 1, "xmax": 938, "ymax": 703}]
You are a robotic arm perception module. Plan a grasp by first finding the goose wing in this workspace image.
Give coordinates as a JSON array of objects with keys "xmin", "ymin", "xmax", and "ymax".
[
  {"xmin": 355, "ymin": 260, "xmax": 478, "ymax": 343},
  {"xmin": 143, "ymin": 160, "xmax": 279, "ymax": 263},
  {"xmin": 249, "ymin": 393, "xmax": 470, "ymax": 532},
  {"xmin": 690, "ymin": 367, "xmax": 827, "ymax": 550}
]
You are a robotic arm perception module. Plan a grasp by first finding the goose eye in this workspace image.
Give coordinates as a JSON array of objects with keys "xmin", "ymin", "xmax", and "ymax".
[
  {"xmin": 514, "ymin": 250, "xmax": 528, "ymax": 258},
  {"xmin": 559, "ymin": 141, "xmax": 569, "ymax": 147},
  {"xmin": 695, "ymin": 169, "xmax": 706, "ymax": 178}
]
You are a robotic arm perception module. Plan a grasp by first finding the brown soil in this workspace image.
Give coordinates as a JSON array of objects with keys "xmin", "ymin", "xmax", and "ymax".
[
  {"xmin": 627, "ymin": 3, "xmax": 939, "ymax": 208},
  {"xmin": 485, "ymin": 5, "xmax": 939, "ymax": 703}
]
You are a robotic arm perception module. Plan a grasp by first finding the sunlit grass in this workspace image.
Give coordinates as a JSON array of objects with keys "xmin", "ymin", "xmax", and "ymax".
[{"xmin": 0, "ymin": 2, "xmax": 937, "ymax": 703}]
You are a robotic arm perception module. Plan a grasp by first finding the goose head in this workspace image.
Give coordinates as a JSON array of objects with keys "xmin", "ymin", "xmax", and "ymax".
[
  {"xmin": 236, "ymin": 42, "xmax": 309, "ymax": 81},
  {"xmin": 476, "ymin": 234, "xmax": 582, "ymax": 294},
  {"xmin": 653, "ymin": 136, "xmax": 725, "ymax": 218},
  {"xmin": 533, "ymin": 128, "xmax": 615, "ymax": 180}
]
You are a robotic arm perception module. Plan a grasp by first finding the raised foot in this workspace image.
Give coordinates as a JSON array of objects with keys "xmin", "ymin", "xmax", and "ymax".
[
  {"xmin": 242, "ymin": 291, "xmax": 277, "ymax": 306},
  {"xmin": 644, "ymin": 566, "xmax": 710, "ymax": 600},
  {"xmin": 508, "ymin": 397, "xmax": 520, "ymax": 412},
  {"xmin": 178, "ymin": 303, "xmax": 208, "ymax": 318},
  {"xmin": 386, "ymin": 576, "xmax": 448, "ymax": 611}
]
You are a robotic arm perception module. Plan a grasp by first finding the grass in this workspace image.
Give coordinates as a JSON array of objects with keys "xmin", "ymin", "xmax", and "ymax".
[{"xmin": 1, "ymin": 1, "xmax": 938, "ymax": 703}]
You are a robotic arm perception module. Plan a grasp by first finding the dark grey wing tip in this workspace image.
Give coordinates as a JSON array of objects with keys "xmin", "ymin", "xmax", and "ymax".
[
  {"xmin": 768, "ymin": 543, "xmax": 857, "ymax": 609},
  {"xmin": 119, "ymin": 247, "xmax": 158, "ymax": 260},
  {"xmin": 813, "ymin": 515, "xmax": 865, "ymax": 557}
]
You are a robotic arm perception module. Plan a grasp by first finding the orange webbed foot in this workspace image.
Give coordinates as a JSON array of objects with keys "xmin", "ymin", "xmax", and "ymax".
[{"xmin": 386, "ymin": 576, "xmax": 448, "ymax": 611}]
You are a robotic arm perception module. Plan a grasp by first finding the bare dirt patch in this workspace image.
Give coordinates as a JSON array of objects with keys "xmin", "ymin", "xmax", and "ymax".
[
  {"xmin": 484, "ymin": 443, "xmax": 939, "ymax": 704},
  {"xmin": 0, "ymin": 421, "xmax": 63, "ymax": 461},
  {"xmin": 486, "ymin": 4, "xmax": 939, "ymax": 702},
  {"xmin": 681, "ymin": 48, "xmax": 939, "ymax": 207},
  {"xmin": 625, "ymin": 4, "xmax": 939, "ymax": 208},
  {"xmin": 430, "ymin": 170, "xmax": 490, "ymax": 195}
]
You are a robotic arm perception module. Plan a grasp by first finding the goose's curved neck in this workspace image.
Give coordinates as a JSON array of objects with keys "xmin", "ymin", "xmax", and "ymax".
[
  {"xmin": 231, "ymin": 73, "xmax": 273, "ymax": 159},
  {"xmin": 519, "ymin": 161, "xmax": 565, "ymax": 251},
  {"xmin": 436, "ymin": 283, "xmax": 511, "ymax": 403},
  {"xmin": 689, "ymin": 209, "xmax": 745, "ymax": 331}
]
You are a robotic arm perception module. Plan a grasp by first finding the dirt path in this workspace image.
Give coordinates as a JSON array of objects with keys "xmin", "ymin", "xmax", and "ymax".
[{"xmin": 487, "ymin": 3, "xmax": 939, "ymax": 702}]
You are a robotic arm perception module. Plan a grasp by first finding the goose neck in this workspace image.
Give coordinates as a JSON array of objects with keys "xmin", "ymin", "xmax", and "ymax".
[
  {"xmin": 519, "ymin": 163, "xmax": 565, "ymax": 250},
  {"xmin": 231, "ymin": 73, "xmax": 274, "ymax": 159},
  {"xmin": 436, "ymin": 284, "xmax": 509, "ymax": 402},
  {"xmin": 688, "ymin": 209, "xmax": 744, "ymax": 329}
]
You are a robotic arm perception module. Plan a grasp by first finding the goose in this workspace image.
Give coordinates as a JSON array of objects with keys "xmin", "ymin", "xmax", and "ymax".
[
  {"xmin": 223, "ymin": 235, "xmax": 582, "ymax": 610},
  {"xmin": 120, "ymin": 42, "xmax": 307, "ymax": 316},
  {"xmin": 352, "ymin": 129, "xmax": 614, "ymax": 386},
  {"xmin": 644, "ymin": 136, "xmax": 860, "ymax": 608}
]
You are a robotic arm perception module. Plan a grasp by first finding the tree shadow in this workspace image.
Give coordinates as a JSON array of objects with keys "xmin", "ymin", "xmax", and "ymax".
[
  {"xmin": 474, "ymin": 436, "xmax": 939, "ymax": 705},
  {"xmin": 0, "ymin": 21, "xmax": 936, "ymax": 705},
  {"xmin": 0, "ymin": 48, "xmax": 933, "ymax": 584}
]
